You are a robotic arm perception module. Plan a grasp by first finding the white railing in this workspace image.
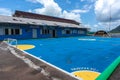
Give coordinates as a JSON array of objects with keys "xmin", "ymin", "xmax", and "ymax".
[{"xmin": 3, "ymin": 38, "xmax": 18, "ymax": 47}]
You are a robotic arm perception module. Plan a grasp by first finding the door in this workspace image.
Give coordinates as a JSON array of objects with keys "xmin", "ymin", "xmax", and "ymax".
[
  {"xmin": 0, "ymin": 28, "xmax": 4, "ymax": 35},
  {"xmin": 32, "ymin": 29, "xmax": 37, "ymax": 38},
  {"xmin": 52, "ymin": 30, "xmax": 56, "ymax": 38}
]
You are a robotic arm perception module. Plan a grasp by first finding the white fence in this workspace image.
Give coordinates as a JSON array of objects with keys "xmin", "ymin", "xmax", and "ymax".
[{"xmin": 3, "ymin": 38, "xmax": 18, "ymax": 47}]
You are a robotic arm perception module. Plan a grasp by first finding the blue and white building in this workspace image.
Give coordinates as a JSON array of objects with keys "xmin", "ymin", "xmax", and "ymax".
[{"xmin": 0, "ymin": 11, "xmax": 88, "ymax": 40}]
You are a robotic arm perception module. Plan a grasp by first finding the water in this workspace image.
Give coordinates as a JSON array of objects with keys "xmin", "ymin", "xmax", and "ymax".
[{"xmin": 18, "ymin": 36, "xmax": 120, "ymax": 73}]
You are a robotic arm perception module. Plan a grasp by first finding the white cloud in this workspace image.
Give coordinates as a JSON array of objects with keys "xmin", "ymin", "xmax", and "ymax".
[
  {"xmin": 62, "ymin": 10, "xmax": 81, "ymax": 22},
  {"xmin": 26, "ymin": 0, "xmax": 60, "ymax": 16},
  {"xmin": 95, "ymin": 0, "xmax": 120, "ymax": 22},
  {"xmin": 26, "ymin": 0, "xmax": 81, "ymax": 22},
  {"xmin": 83, "ymin": 22, "xmax": 118, "ymax": 32},
  {"xmin": 87, "ymin": 20, "xmax": 120, "ymax": 32},
  {"xmin": 0, "ymin": 8, "xmax": 12, "ymax": 16},
  {"xmin": 97, "ymin": 21, "xmax": 120, "ymax": 31},
  {"xmin": 26, "ymin": 0, "xmax": 38, "ymax": 3},
  {"xmin": 94, "ymin": 0, "xmax": 120, "ymax": 31},
  {"xmin": 83, "ymin": 24, "xmax": 97, "ymax": 32},
  {"xmin": 32, "ymin": 0, "xmax": 62, "ymax": 17},
  {"xmin": 72, "ymin": 4, "xmax": 92, "ymax": 14},
  {"xmin": 71, "ymin": 9, "xmax": 89, "ymax": 13},
  {"xmin": 80, "ymin": 0, "xmax": 96, "ymax": 3},
  {"xmin": 28, "ymin": 9, "xmax": 32, "ymax": 12},
  {"xmin": 83, "ymin": 4, "xmax": 92, "ymax": 10},
  {"xmin": 80, "ymin": 0, "xmax": 85, "ymax": 2},
  {"xmin": 66, "ymin": 0, "xmax": 71, "ymax": 4},
  {"xmin": 78, "ymin": 1, "xmax": 93, "ymax": 13}
]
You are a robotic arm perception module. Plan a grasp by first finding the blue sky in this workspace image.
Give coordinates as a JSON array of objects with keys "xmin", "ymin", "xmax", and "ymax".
[{"xmin": 0, "ymin": 0, "xmax": 120, "ymax": 32}]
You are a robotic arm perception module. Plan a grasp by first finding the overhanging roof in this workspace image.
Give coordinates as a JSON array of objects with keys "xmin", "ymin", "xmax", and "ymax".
[
  {"xmin": 13, "ymin": 10, "xmax": 80, "ymax": 25},
  {"xmin": 0, "ymin": 15, "xmax": 87, "ymax": 29}
]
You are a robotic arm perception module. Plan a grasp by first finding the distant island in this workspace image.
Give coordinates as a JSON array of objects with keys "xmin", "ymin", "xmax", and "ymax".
[
  {"xmin": 110, "ymin": 25, "xmax": 120, "ymax": 33},
  {"xmin": 88, "ymin": 25, "xmax": 120, "ymax": 37}
]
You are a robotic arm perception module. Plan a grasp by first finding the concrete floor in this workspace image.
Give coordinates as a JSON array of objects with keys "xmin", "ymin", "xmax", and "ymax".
[
  {"xmin": 0, "ymin": 42, "xmax": 78, "ymax": 80},
  {"xmin": 108, "ymin": 64, "xmax": 120, "ymax": 80},
  {"xmin": 1, "ymin": 41, "xmax": 119, "ymax": 80}
]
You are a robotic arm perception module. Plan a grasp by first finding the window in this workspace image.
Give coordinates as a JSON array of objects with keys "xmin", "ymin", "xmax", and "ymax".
[
  {"xmin": 62, "ymin": 29, "xmax": 71, "ymax": 34},
  {"xmin": 62, "ymin": 30, "xmax": 65, "ymax": 34},
  {"xmin": 11, "ymin": 29, "xmax": 14, "ymax": 35},
  {"xmin": 41, "ymin": 29, "xmax": 45, "ymax": 34},
  {"xmin": 47, "ymin": 29, "xmax": 50, "ymax": 34},
  {"xmin": 0, "ymin": 28, "xmax": 4, "ymax": 35},
  {"xmin": 78, "ymin": 30, "xmax": 85, "ymax": 34},
  {"xmin": 15, "ymin": 29, "xmax": 20, "ymax": 35},
  {"xmin": 72, "ymin": 30, "xmax": 77, "ymax": 33},
  {"xmin": 4, "ymin": 28, "xmax": 22, "ymax": 35},
  {"xmin": 66, "ymin": 30, "xmax": 71, "ymax": 34},
  {"xmin": 45, "ymin": 29, "xmax": 47, "ymax": 34},
  {"xmin": 5, "ymin": 28, "xmax": 9, "ymax": 35},
  {"xmin": 41, "ymin": 28, "xmax": 50, "ymax": 34}
]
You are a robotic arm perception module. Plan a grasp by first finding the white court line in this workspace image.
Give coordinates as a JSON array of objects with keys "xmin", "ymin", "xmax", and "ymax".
[{"xmin": 7, "ymin": 43, "xmax": 81, "ymax": 80}]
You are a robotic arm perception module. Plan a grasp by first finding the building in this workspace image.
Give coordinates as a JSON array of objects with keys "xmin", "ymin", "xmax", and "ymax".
[
  {"xmin": 94, "ymin": 30, "xmax": 110, "ymax": 37},
  {"xmin": 0, "ymin": 10, "xmax": 88, "ymax": 40}
]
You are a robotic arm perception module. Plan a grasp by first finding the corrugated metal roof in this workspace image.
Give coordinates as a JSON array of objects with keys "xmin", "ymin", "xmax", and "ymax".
[
  {"xmin": 13, "ymin": 10, "xmax": 80, "ymax": 25},
  {"xmin": 0, "ymin": 15, "xmax": 86, "ymax": 29}
]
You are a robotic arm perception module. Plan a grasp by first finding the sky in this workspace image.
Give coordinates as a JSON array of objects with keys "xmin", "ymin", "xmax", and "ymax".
[{"xmin": 0, "ymin": 0, "xmax": 120, "ymax": 32}]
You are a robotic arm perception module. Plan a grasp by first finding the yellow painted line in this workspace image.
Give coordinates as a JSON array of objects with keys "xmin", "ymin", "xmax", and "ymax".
[
  {"xmin": 72, "ymin": 70, "xmax": 100, "ymax": 80},
  {"xmin": 16, "ymin": 44, "xmax": 35, "ymax": 50}
]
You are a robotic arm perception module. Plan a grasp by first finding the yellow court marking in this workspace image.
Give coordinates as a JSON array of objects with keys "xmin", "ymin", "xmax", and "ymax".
[
  {"xmin": 73, "ymin": 70, "xmax": 100, "ymax": 80},
  {"xmin": 16, "ymin": 44, "xmax": 35, "ymax": 50}
]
